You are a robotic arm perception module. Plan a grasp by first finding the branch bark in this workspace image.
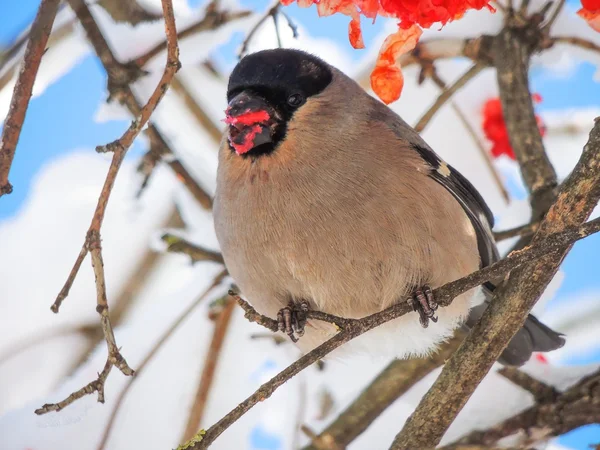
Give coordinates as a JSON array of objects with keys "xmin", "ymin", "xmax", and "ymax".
[
  {"xmin": 494, "ymin": 24, "xmax": 557, "ymax": 221},
  {"xmin": 162, "ymin": 233, "xmax": 224, "ymax": 264},
  {"xmin": 0, "ymin": 0, "xmax": 61, "ymax": 197},
  {"xmin": 448, "ymin": 367, "xmax": 600, "ymax": 447},
  {"xmin": 36, "ymin": 0, "xmax": 180, "ymax": 415},
  {"xmin": 303, "ymin": 331, "xmax": 466, "ymax": 450},
  {"xmin": 182, "ymin": 209, "xmax": 600, "ymax": 449},
  {"xmin": 389, "ymin": 117, "xmax": 600, "ymax": 449}
]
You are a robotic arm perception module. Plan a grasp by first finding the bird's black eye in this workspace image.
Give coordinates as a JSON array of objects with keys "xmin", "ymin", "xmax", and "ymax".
[{"xmin": 287, "ymin": 93, "xmax": 305, "ymax": 107}]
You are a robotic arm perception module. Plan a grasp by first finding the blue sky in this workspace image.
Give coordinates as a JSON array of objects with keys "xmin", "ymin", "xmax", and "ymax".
[{"xmin": 1, "ymin": 0, "xmax": 599, "ymax": 448}]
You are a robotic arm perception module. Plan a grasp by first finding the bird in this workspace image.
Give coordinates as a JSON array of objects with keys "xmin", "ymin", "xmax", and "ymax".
[{"xmin": 213, "ymin": 48, "xmax": 565, "ymax": 366}]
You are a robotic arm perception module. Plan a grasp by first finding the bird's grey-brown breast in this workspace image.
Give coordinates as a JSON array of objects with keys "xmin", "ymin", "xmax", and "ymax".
[{"xmin": 213, "ymin": 75, "xmax": 481, "ymax": 321}]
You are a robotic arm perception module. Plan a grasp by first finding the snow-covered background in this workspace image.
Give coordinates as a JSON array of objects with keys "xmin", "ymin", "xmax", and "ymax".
[{"xmin": 1, "ymin": 0, "xmax": 600, "ymax": 449}]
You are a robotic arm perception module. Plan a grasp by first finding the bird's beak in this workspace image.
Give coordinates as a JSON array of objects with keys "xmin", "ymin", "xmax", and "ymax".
[{"xmin": 224, "ymin": 91, "xmax": 274, "ymax": 155}]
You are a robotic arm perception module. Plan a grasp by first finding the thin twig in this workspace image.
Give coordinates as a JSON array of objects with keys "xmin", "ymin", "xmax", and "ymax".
[
  {"xmin": 162, "ymin": 234, "xmax": 224, "ymax": 264},
  {"xmin": 494, "ymin": 222, "xmax": 539, "ymax": 241},
  {"xmin": 389, "ymin": 119, "xmax": 600, "ymax": 449},
  {"xmin": 542, "ymin": 0, "xmax": 564, "ymax": 31},
  {"xmin": 36, "ymin": 0, "xmax": 180, "ymax": 415},
  {"xmin": 498, "ymin": 367, "xmax": 558, "ymax": 402},
  {"xmin": 414, "ymin": 64, "xmax": 485, "ymax": 133},
  {"xmin": 0, "ymin": 0, "xmax": 61, "ymax": 197},
  {"xmin": 551, "ymin": 36, "xmax": 600, "ymax": 54},
  {"xmin": 67, "ymin": 0, "xmax": 213, "ymax": 210},
  {"xmin": 425, "ymin": 71, "xmax": 510, "ymax": 204},
  {"xmin": 186, "ymin": 213, "xmax": 600, "ymax": 449},
  {"xmin": 36, "ymin": 360, "xmax": 112, "ymax": 414},
  {"xmin": 133, "ymin": 0, "xmax": 252, "ymax": 68},
  {"xmin": 181, "ymin": 296, "xmax": 236, "ymax": 442},
  {"xmin": 96, "ymin": 270, "xmax": 227, "ymax": 450},
  {"xmin": 238, "ymin": 0, "xmax": 283, "ymax": 59}
]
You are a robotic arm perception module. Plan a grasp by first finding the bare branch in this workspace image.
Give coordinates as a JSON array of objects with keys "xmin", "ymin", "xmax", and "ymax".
[
  {"xmin": 238, "ymin": 1, "xmax": 282, "ymax": 59},
  {"xmin": 542, "ymin": 0, "xmax": 565, "ymax": 31},
  {"xmin": 36, "ymin": 0, "xmax": 180, "ymax": 415},
  {"xmin": 495, "ymin": 26, "xmax": 557, "ymax": 221},
  {"xmin": 414, "ymin": 64, "xmax": 485, "ymax": 133},
  {"xmin": 97, "ymin": 0, "xmax": 162, "ymax": 25},
  {"xmin": 303, "ymin": 332, "xmax": 466, "ymax": 450},
  {"xmin": 448, "ymin": 368, "xmax": 600, "ymax": 447},
  {"xmin": 0, "ymin": 0, "xmax": 61, "ymax": 197},
  {"xmin": 389, "ymin": 118, "xmax": 600, "ymax": 449},
  {"xmin": 423, "ymin": 71, "xmax": 510, "ymax": 204},
  {"xmin": 96, "ymin": 270, "xmax": 227, "ymax": 450},
  {"xmin": 498, "ymin": 367, "xmax": 558, "ymax": 402},
  {"xmin": 494, "ymin": 222, "xmax": 539, "ymax": 241},
  {"xmin": 184, "ymin": 210, "xmax": 600, "ymax": 449},
  {"xmin": 67, "ymin": 0, "xmax": 213, "ymax": 209},
  {"xmin": 133, "ymin": 0, "xmax": 252, "ymax": 68},
  {"xmin": 181, "ymin": 296, "xmax": 236, "ymax": 442},
  {"xmin": 551, "ymin": 36, "xmax": 600, "ymax": 54},
  {"xmin": 51, "ymin": 244, "xmax": 88, "ymax": 312},
  {"xmin": 36, "ymin": 360, "xmax": 112, "ymax": 414},
  {"xmin": 161, "ymin": 233, "xmax": 224, "ymax": 264}
]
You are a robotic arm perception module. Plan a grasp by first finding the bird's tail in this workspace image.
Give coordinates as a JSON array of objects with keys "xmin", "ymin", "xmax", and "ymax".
[{"xmin": 464, "ymin": 284, "xmax": 565, "ymax": 366}]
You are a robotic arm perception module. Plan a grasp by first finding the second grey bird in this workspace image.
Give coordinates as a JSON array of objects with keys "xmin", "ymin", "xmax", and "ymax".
[{"xmin": 214, "ymin": 48, "xmax": 564, "ymax": 366}]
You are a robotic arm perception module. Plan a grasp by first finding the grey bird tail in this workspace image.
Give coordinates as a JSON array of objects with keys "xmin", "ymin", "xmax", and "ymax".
[{"xmin": 465, "ymin": 284, "xmax": 566, "ymax": 366}]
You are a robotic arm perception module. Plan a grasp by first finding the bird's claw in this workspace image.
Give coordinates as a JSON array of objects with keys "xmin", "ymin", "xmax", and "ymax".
[
  {"xmin": 408, "ymin": 285, "xmax": 438, "ymax": 328},
  {"xmin": 277, "ymin": 300, "xmax": 310, "ymax": 342}
]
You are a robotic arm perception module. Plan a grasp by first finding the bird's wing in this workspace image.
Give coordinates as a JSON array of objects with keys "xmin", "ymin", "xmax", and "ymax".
[{"xmin": 369, "ymin": 106, "xmax": 500, "ymax": 269}]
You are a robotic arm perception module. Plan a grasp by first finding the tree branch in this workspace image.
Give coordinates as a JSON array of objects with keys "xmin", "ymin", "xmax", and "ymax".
[
  {"xmin": 448, "ymin": 367, "xmax": 600, "ymax": 447},
  {"xmin": 0, "ymin": 0, "xmax": 61, "ymax": 197},
  {"xmin": 493, "ymin": 222, "xmax": 539, "ymax": 241},
  {"xmin": 414, "ymin": 64, "xmax": 485, "ymax": 133},
  {"xmin": 302, "ymin": 331, "xmax": 467, "ymax": 450},
  {"xmin": 67, "ymin": 0, "xmax": 213, "ymax": 210},
  {"xmin": 238, "ymin": 0, "xmax": 281, "ymax": 59},
  {"xmin": 182, "ymin": 209, "xmax": 600, "ymax": 449},
  {"xmin": 498, "ymin": 367, "xmax": 558, "ymax": 402},
  {"xmin": 96, "ymin": 270, "xmax": 227, "ymax": 450},
  {"xmin": 36, "ymin": 0, "xmax": 180, "ymax": 415},
  {"xmin": 181, "ymin": 296, "xmax": 236, "ymax": 442},
  {"xmin": 389, "ymin": 118, "xmax": 600, "ymax": 449},
  {"xmin": 550, "ymin": 36, "xmax": 600, "ymax": 54},
  {"xmin": 161, "ymin": 233, "xmax": 224, "ymax": 264},
  {"xmin": 495, "ymin": 23, "xmax": 557, "ymax": 222},
  {"xmin": 417, "ymin": 56, "xmax": 510, "ymax": 204},
  {"xmin": 132, "ymin": 1, "xmax": 251, "ymax": 68}
]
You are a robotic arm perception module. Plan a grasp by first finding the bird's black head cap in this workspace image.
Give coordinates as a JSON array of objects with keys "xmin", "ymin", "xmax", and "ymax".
[
  {"xmin": 225, "ymin": 49, "xmax": 333, "ymax": 157},
  {"xmin": 228, "ymin": 48, "xmax": 333, "ymax": 105}
]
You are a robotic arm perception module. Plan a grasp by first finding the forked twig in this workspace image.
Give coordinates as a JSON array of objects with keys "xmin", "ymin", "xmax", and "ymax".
[
  {"xmin": 96, "ymin": 271, "xmax": 227, "ymax": 450},
  {"xmin": 35, "ymin": 0, "xmax": 181, "ymax": 415}
]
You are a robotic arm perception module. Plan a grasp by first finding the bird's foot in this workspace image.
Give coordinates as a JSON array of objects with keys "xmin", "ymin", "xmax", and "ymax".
[
  {"xmin": 277, "ymin": 300, "xmax": 310, "ymax": 343},
  {"xmin": 408, "ymin": 285, "xmax": 438, "ymax": 328}
]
